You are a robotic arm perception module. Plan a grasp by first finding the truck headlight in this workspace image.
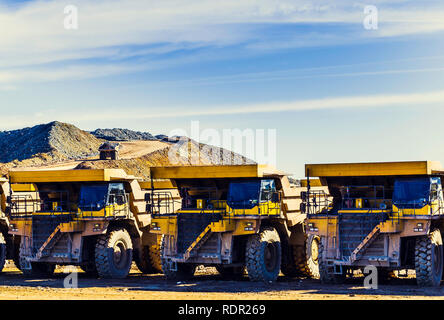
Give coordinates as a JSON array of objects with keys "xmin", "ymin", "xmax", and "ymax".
[
  {"xmin": 308, "ymin": 223, "xmax": 318, "ymax": 232},
  {"xmin": 414, "ymin": 223, "xmax": 424, "ymax": 232}
]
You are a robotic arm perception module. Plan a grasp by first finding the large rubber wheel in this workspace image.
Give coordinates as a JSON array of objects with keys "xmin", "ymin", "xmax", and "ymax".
[
  {"xmin": 160, "ymin": 236, "xmax": 195, "ymax": 281},
  {"xmin": 134, "ymin": 246, "xmax": 155, "ymax": 274},
  {"xmin": 0, "ymin": 233, "xmax": 6, "ymax": 273},
  {"xmin": 216, "ymin": 265, "xmax": 245, "ymax": 279},
  {"xmin": 305, "ymin": 235, "xmax": 320, "ymax": 279},
  {"xmin": 12, "ymin": 237, "xmax": 21, "ymax": 271},
  {"xmin": 245, "ymin": 227, "xmax": 281, "ymax": 282},
  {"xmin": 95, "ymin": 228, "xmax": 133, "ymax": 279},
  {"xmin": 415, "ymin": 229, "xmax": 443, "ymax": 287},
  {"xmin": 149, "ymin": 237, "xmax": 162, "ymax": 272},
  {"xmin": 318, "ymin": 238, "xmax": 345, "ymax": 284},
  {"xmin": 280, "ymin": 237, "xmax": 298, "ymax": 277}
]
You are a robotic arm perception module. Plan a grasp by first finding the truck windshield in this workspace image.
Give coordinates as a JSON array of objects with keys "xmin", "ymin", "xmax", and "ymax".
[
  {"xmin": 393, "ymin": 178, "xmax": 432, "ymax": 209},
  {"xmin": 79, "ymin": 184, "xmax": 109, "ymax": 210},
  {"xmin": 227, "ymin": 180, "xmax": 276, "ymax": 209},
  {"xmin": 227, "ymin": 181, "xmax": 261, "ymax": 209}
]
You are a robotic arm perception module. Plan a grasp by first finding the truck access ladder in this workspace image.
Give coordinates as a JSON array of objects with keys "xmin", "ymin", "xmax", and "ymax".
[
  {"xmin": 35, "ymin": 225, "xmax": 63, "ymax": 259},
  {"xmin": 182, "ymin": 225, "xmax": 213, "ymax": 261},
  {"xmin": 349, "ymin": 224, "xmax": 381, "ymax": 263}
]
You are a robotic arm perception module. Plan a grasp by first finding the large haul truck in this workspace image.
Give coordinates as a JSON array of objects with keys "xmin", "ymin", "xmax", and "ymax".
[
  {"xmin": 303, "ymin": 161, "xmax": 444, "ymax": 287},
  {"xmin": 149, "ymin": 164, "xmax": 319, "ymax": 282},
  {"xmin": 7, "ymin": 169, "xmax": 178, "ymax": 278}
]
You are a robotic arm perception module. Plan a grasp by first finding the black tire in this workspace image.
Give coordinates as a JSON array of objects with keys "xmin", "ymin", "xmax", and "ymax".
[
  {"xmin": 415, "ymin": 229, "xmax": 443, "ymax": 287},
  {"xmin": 134, "ymin": 246, "xmax": 156, "ymax": 274},
  {"xmin": 216, "ymin": 265, "xmax": 245, "ymax": 279},
  {"xmin": 280, "ymin": 237, "xmax": 299, "ymax": 277},
  {"xmin": 12, "ymin": 237, "xmax": 21, "ymax": 271},
  {"xmin": 305, "ymin": 235, "xmax": 320, "ymax": 279},
  {"xmin": 0, "ymin": 232, "xmax": 6, "ymax": 273},
  {"xmin": 160, "ymin": 236, "xmax": 195, "ymax": 281},
  {"xmin": 99, "ymin": 152, "xmax": 106, "ymax": 160},
  {"xmin": 318, "ymin": 238, "xmax": 345, "ymax": 284},
  {"xmin": 95, "ymin": 228, "xmax": 133, "ymax": 279},
  {"xmin": 245, "ymin": 227, "xmax": 281, "ymax": 282}
]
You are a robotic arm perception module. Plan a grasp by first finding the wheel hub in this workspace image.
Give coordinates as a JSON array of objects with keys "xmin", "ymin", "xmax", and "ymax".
[
  {"xmin": 311, "ymin": 238, "xmax": 319, "ymax": 262},
  {"xmin": 113, "ymin": 241, "xmax": 127, "ymax": 268},
  {"xmin": 264, "ymin": 242, "xmax": 277, "ymax": 272}
]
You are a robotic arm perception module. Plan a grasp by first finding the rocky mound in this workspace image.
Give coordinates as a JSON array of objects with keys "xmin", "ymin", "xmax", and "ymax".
[
  {"xmin": 76, "ymin": 140, "xmax": 254, "ymax": 179},
  {"xmin": 0, "ymin": 121, "xmax": 255, "ymax": 178},
  {"xmin": 91, "ymin": 128, "xmax": 156, "ymax": 141},
  {"xmin": 0, "ymin": 121, "xmax": 101, "ymax": 163}
]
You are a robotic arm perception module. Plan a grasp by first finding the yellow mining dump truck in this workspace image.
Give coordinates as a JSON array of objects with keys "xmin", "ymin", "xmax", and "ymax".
[
  {"xmin": 304, "ymin": 161, "xmax": 444, "ymax": 286},
  {"xmin": 7, "ymin": 169, "xmax": 179, "ymax": 278},
  {"xmin": 149, "ymin": 164, "xmax": 318, "ymax": 282}
]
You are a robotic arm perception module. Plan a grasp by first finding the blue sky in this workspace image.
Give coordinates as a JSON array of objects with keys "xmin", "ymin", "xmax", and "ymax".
[{"xmin": 0, "ymin": 0, "xmax": 444, "ymax": 176}]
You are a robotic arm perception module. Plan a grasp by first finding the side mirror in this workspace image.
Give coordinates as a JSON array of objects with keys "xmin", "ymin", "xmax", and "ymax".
[
  {"xmin": 144, "ymin": 193, "xmax": 151, "ymax": 202},
  {"xmin": 300, "ymin": 192, "xmax": 307, "ymax": 202},
  {"xmin": 300, "ymin": 202, "xmax": 306, "ymax": 214}
]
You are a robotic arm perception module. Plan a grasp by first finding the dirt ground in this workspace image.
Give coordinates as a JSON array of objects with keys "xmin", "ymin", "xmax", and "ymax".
[{"xmin": 1, "ymin": 263, "xmax": 444, "ymax": 300}]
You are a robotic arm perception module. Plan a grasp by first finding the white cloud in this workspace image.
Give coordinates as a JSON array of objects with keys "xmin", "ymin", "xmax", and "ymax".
[
  {"xmin": 0, "ymin": 0, "xmax": 443, "ymax": 85},
  {"xmin": 2, "ymin": 89, "xmax": 443, "ymax": 130}
]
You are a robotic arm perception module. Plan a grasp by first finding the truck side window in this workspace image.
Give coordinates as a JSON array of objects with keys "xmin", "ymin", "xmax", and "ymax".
[{"xmin": 431, "ymin": 183, "xmax": 439, "ymax": 201}]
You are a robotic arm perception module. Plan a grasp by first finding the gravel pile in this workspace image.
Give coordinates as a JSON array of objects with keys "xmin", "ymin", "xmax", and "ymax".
[
  {"xmin": 90, "ymin": 128, "xmax": 157, "ymax": 141},
  {"xmin": 0, "ymin": 121, "xmax": 101, "ymax": 163}
]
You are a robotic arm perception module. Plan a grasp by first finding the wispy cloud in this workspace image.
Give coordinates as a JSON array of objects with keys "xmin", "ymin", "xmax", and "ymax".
[
  {"xmin": 2, "ymin": 89, "xmax": 443, "ymax": 130},
  {"xmin": 1, "ymin": 0, "xmax": 444, "ymax": 85}
]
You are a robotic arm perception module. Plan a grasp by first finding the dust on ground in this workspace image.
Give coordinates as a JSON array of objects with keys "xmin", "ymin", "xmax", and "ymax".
[{"xmin": 1, "ymin": 264, "xmax": 444, "ymax": 300}]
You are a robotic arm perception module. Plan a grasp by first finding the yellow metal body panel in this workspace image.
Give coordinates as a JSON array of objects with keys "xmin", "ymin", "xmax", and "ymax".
[
  {"xmin": 379, "ymin": 219, "xmax": 403, "ymax": 233},
  {"xmin": 11, "ymin": 184, "xmax": 37, "ymax": 192},
  {"xmin": 307, "ymin": 216, "xmax": 338, "ymax": 238},
  {"xmin": 59, "ymin": 221, "xmax": 84, "ymax": 233},
  {"xmin": 392, "ymin": 204, "xmax": 436, "ymax": 216},
  {"xmin": 151, "ymin": 216, "xmax": 177, "ymax": 235},
  {"xmin": 10, "ymin": 169, "xmax": 138, "ymax": 183},
  {"xmin": 139, "ymin": 180, "xmax": 177, "ymax": 190},
  {"xmin": 306, "ymin": 161, "xmax": 443, "ymax": 177},
  {"xmin": 230, "ymin": 202, "xmax": 280, "ymax": 216},
  {"xmin": 177, "ymin": 201, "xmax": 280, "ymax": 217},
  {"xmin": 196, "ymin": 199, "xmax": 205, "ymax": 209},
  {"xmin": 300, "ymin": 179, "xmax": 323, "ymax": 187},
  {"xmin": 337, "ymin": 209, "xmax": 391, "ymax": 214},
  {"xmin": 150, "ymin": 164, "xmax": 284, "ymax": 179},
  {"xmin": 151, "ymin": 214, "xmax": 258, "ymax": 237}
]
